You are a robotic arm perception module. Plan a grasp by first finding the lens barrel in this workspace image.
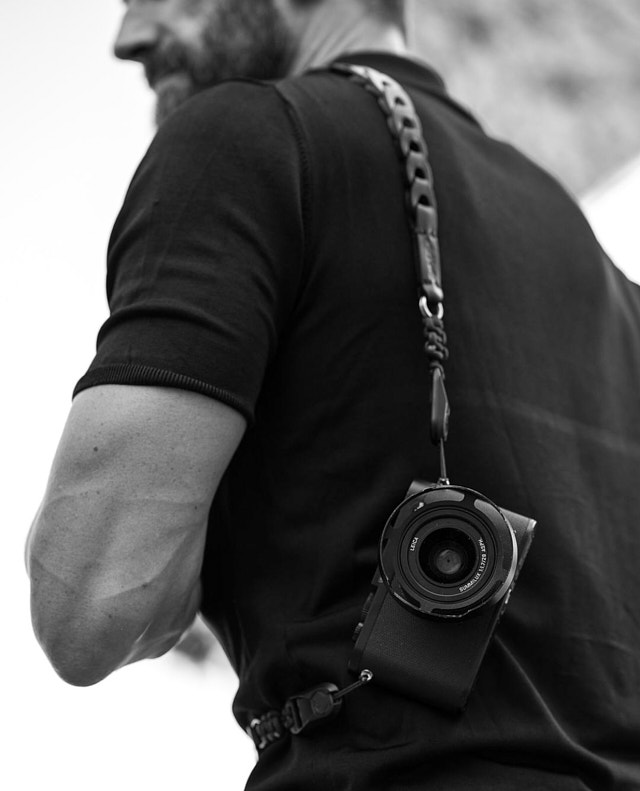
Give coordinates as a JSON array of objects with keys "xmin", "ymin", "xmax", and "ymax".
[{"xmin": 379, "ymin": 485, "xmax": 518, "ymax": 618}]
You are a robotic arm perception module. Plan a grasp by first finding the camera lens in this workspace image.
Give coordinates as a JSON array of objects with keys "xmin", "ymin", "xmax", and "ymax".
[
  {"xmin": 419, "ymin": 528, "xmax": 477, "ymax": 585},
  {"xmin": 380, "ymin": 484, "xmax": 520, "ymax": 618}
]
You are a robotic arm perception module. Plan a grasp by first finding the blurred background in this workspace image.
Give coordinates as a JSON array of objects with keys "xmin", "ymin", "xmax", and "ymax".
[{"xmin": 1, "ymin": 0, "xmax": 639, "ymax": 788}]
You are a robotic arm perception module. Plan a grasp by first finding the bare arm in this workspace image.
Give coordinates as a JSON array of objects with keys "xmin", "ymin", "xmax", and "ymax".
[{"xmin": 26, "ymin": 385, "xmax": 246, "ymax": 686}]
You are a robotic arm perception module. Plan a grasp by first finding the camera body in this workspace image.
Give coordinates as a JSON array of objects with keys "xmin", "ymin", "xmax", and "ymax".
[{"xmin": 350, "ymin": 480, "xmax": 536, "ymax": 712}]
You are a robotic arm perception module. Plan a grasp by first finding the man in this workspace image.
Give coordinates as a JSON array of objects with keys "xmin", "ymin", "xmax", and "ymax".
[{"xmin": 27, "ymin": 1, "xmax": 640, "ymax": 789}]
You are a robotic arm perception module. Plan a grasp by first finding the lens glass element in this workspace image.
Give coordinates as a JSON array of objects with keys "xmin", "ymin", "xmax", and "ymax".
[{"xmin": 419, "ymin": 528, "xmax": 477, "ymax": 585}]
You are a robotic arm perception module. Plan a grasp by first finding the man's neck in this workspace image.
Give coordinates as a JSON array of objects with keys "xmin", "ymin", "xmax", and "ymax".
[{"xmin": 286, "ymin": 3, "xmax": 408, "ymax": 76}]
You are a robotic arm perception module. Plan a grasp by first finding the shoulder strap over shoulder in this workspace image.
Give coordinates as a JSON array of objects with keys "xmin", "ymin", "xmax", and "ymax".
[{"xmin": 330, "ymin": 62, "xmax": 451, "ymax": 475}]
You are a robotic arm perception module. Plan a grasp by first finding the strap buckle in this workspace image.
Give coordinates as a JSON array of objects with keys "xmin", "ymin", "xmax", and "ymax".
[
  {"xmin": 283, "ymin": 682, "xmax": 341, "ymax": 735},
  {"xmin": 247, "ymin": 670, "xmax": 373, "ymax": 751}
]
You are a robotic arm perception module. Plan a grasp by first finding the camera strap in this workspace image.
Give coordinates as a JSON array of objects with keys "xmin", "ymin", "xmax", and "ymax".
[
  {"xmin": 331, "ymin": 62, "xmax": 451, "ymax": 482},
  {"xmin": 247, "ymin": 63, "xmax": 451, "ymax": 753}
]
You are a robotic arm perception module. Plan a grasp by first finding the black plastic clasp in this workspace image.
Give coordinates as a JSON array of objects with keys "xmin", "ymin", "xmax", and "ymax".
[
  {"xmin": 283, "ymin": 683, "xmax": 342, "ymax": 735},
  {"xmin": 281, "ymin": 671, "xmax": 375, "ymax": 736}
]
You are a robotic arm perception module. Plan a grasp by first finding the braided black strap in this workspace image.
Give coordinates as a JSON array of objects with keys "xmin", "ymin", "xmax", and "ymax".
[
  {"xmin": 247, "ymin": 709, "xmax": 290, "ymax": 751},
  {"xmin": 331, "ymin": 62, "xmax": 450, "ymax": 451}
]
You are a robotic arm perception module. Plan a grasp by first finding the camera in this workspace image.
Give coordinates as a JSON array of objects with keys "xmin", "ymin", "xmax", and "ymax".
[{"xmin": 350, "ymin": 480, "xmax": 536, "ymax": 712}]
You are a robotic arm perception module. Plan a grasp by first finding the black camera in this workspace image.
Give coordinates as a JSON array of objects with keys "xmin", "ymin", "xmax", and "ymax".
[{"xmin": 350, "ymin": 480, "xmax": 536, "ymax": 712}]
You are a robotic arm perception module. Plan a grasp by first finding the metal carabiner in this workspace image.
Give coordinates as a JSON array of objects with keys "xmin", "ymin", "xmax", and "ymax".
[{"xmin": 419, "ymin": 294, "xmax": 444, "ymax": 320}]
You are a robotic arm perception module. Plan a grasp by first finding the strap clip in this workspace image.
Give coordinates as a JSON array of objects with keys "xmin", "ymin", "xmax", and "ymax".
[
  {"xmin": 283, "ymin": 682, "xmax": 342, "ymax": 735},
  {"xmin": 247, "ymin": 670, "xmax": 373, "ymax": 751}
]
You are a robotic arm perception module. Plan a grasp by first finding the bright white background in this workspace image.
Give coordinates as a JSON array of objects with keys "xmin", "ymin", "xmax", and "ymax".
[{"xmin": 1, "ymin": 2, "xmax": 638, "ymax": 790}]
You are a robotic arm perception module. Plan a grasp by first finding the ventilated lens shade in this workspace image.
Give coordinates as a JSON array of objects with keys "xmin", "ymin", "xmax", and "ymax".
[{"xmin": 379, "ymin": 485, "xmax": 518, "ymax": 618}]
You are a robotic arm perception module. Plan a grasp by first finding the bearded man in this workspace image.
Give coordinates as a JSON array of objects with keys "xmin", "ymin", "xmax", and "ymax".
[{"xmin": 27, "ymin": 1, "xmax": 640, "ymax": 789}]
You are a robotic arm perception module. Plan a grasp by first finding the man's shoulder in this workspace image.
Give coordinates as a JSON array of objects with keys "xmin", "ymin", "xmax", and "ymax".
[
  {"xmin": 160, "ymin": 78, "xmax": 293, "ymax": 136},
  {"xmin": 142, "ymin": 77, "xmax": 304, "ymax": 174},
  {"xmin": 153, "ymin": 53, "xmax": 448, "ymax": 146}
]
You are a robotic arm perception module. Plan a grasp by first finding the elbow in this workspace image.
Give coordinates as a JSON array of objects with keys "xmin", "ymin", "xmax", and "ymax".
[
  {"xmin": 39, "ymin": 642, "xmax": 116, "ymax": 688},
  {"xmin": 38, "ymin": 623, "xmax": 179, "ymax": 687},
  {"xmin": 32, "ymin": 611, "xmax": 124, "ymax": 687},
  {"xmin": 28, "ymin": 558, "xmax": 141, "ymax": 686},
  {"xmin": 52, "ymin": 656, "xmax": 114, "ymax": 688},
  {"xmin": 30, "ymin": 593, "xmax": 182, "ymax": 687},
  {"xmin": 30, "ymin": 581, "xmax": 140, "ymax": 687},
  {"xmin": 28, "ymin": 555, "xmax": 197, "ymax": 685}
]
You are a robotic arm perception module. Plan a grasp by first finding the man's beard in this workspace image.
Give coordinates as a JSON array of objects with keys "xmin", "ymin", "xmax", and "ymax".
[{"xmin": 146, "ymin": 0, "xmax": 296, "ymax": 125}]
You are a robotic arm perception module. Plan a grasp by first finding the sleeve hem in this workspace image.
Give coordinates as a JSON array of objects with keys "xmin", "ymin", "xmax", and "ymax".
[{"xmin": 73, "ymin": 364, "xmax": 254, "ymax": 424}]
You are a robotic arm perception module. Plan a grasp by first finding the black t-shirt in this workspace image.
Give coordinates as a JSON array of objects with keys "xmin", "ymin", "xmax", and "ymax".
[{"xmin": 75, "ymin": 53, "xmax": 640, "ymax": 790}]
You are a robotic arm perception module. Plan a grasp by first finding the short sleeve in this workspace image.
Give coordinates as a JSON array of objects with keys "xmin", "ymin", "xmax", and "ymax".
[{"xmin": 73, "ymin": 80, "xmax": 307, "ymax": 423}]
